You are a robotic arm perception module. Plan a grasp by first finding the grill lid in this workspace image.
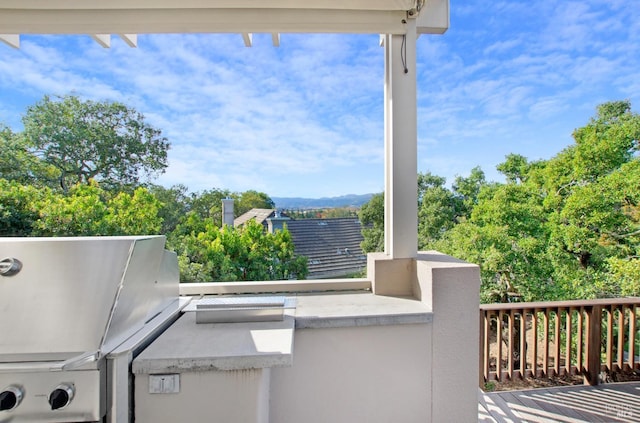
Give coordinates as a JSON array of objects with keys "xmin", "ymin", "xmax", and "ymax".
[{"xmin": 0, "ymin": 236, "xmax": 178, "ymax": 362}]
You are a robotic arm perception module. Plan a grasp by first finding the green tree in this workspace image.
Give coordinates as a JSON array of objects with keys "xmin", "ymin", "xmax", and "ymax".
[
  {"xmin": 0, "ymin": 179, "xmax": 162, "ymax": 237},
  {"xmin": 359, "ymin": 192, "xmax": 384, "ymax": 253},
  {"xmin": 417, "ymin": 172, "xmax": 460, "ymax": 248},
  {"xmin": 496, "ymin": 154, "xmax": 532, "ymax": 184},
  {"xmin": 0, "ymin": 124, "xmax": 58, "ymax": 185},
  {"xmin": 234, "ymin": 190, "xmax": 275, "ymax": 217},
  {"xmin": 436, "ymin": 100, "xmax": 640, "ymax": 302},
  {"xmin": 452, "ymin": 166, "xmax": 487, "ymax": 219},
  {"xmin": 22, "ymin": 95, "xmax": 169, "ymax": 191},
  {"xmin": 175, "ymin": 219, "xmax": 307, "ymax": 282},
  {"xmin": 541, "ymin": 100, "xmax": 640, "ymax": 298},
  {"xmin": 436, "ymin": 182, "xmax": 553, "ymax": 302},
  {"xmin": 322, "ymin": 207, "xmax": 358, "ymax": 218},
  {"xmin": 32, "ymin": 181, "xmax": 162, "ymax": 236},
  {"xmin": 0, "ymin": 179, "xmax": 51, "ymax": 236},
  {"xmin": 186, "ymin": 188, "xmax": 232, "ymax": 226},
  {"xmin": 147, "ymin": 184, "xmax": 191, "ymax": 235}
]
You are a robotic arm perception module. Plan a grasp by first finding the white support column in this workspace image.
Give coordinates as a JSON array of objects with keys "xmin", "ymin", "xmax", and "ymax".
[{"xmin": 383, "ymin": 18, "xmax": 418, "ymax": 259}]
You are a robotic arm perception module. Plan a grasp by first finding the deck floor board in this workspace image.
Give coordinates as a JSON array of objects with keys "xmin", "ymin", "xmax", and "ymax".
[{"xmin": 480, "ymin": 382, "xmax": 640, "ymax": 422}]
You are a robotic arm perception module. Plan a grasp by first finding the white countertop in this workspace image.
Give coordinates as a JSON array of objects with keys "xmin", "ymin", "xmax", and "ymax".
[
  {"xmin": 132, "ymin": 312, "xmax": 295, "ymax": 374},
  {"xmin": 293, "ymin": 292, "xmax": 432, "ymax": 328},
  {"xmin": 133, "ymin": 292, "xmax": 432, "ymax": 374}
]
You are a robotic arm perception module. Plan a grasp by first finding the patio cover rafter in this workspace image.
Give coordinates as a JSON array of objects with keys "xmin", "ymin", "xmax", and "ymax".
[{"xmin": 0, "ymin": 0, "xmax": 448, "ymax": 37}]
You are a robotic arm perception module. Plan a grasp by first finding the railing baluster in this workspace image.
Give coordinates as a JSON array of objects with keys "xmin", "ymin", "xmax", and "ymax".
[
  {"xmin": 577, "ymin": 307, "xmax": 583, "ymax": 373},
  {"xmin": 520, "ymin": 309, "xmax": 526, "ymax": 377},
  {"xmin": 606, "ymin": 306, "xmax": 614, "ymax": 372},
  {"xmin": 531, "ymin": 309, "xmax": 538, "ymax": 378},
  {"xmin": 543, "ymin": 309, "xmax": 549, "ymax": 377},
  {"xmin": 497, "ymin": 311, "xmax": 503, "ymax": 381},
  {"xmin": 508, "ymin": 310, "xmax": 514, "ymax": 379},
  {"xmin": 628, "ymin": 305, "xmax": 636, "ymax": 370},
  {"xmin": 618, "ymin": 306, "xmax": 625, "ymax": 371},
  {"xmin": 554, "ymin": 308, "xmax": 561, "ymax": 376},
  {"xmin": 565, "ymin": 308, "xmax": 572, "ymax": 375},
  {"xmin": 480, "ymin": 310, "xmax": 491, "ymax": 386}
]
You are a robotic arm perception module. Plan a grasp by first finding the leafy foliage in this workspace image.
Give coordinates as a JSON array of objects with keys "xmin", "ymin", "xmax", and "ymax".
[
  {"xmin": 6, "ymin": 95, "xmax": 639, "ymax": 293},
  {"xmin": 173, "ymin": 219, "xmax": 308, "ymax": 282},
  {"xmin": 359, "ymin": 100, "xmax": 640, "ymax": 302},
  {"xmin": 234, "ymin": 190, "xmax": 275, "ymax": 217},
  {"xmin": 0, "ymin": 179, "xmax": 48, "ymax": 236},
  {"xmin": 21, "ymin": 95, "xmax": 169, "ymax": 191},
  {"xmin": 438, "ymin": 101, "xmax": 640, "ymax": 301},
  {"xmin": 359, "ymin": 192, "xmax": 384, "ymax": 253},
  {"xmin": 417, "ymin": 172, "xmax": 460, "ymax": 247},
  {"xmin": 0, "ymin": 180, "xmax": 163, "ymax": 236},
  {"xmin": 1, "ymin": 95, "xmax": 304, "ymax": 283},
  {"xmin": 0, "ymin": 124, "xmax": 59, "ymax": 185}
]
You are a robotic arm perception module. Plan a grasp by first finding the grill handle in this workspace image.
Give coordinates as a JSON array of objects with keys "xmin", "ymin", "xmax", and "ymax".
[
  {"xmin": 0, "ymin": 351, "xmax": 99, "ymax": 373},
  {"xmin": 50, "ymin": 351, "xmax": 99, "ymax": 371}
]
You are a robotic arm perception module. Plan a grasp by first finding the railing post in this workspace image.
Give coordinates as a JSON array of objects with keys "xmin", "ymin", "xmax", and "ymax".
[
  {"xmin": 479, "ymin": 308, "xmax": 485, "ymax": 387},
  {"xmin": 585, "ymin": 305, "xmax": 602, "ymax": 386}
]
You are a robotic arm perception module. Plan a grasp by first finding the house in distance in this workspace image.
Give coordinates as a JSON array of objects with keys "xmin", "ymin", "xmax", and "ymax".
[{"xmin": 233, "ymin": 206, "xmax": 367, "ymax": 279}]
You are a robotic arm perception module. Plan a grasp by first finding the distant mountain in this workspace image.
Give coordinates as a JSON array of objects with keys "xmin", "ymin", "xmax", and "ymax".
[{"xmin": 273, "ymin": 193, "xmax": 375, "ymax": 209}]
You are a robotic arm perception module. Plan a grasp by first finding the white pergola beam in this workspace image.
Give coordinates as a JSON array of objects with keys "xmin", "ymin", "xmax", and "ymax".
[
  {"xmin": 383, "ymin": 18, "xmax": 418, "ymax": 259},
  {"xmin": 0, "ymin": 34, "xmax": 19, "ymax": 48},
  {"xmin": 91, "ymin": 33, "xmax": 111, "ymax": 48},
  {"xmin": 242, "ymin": 32, "xmax": 252, "ymax": 47},
  {"xmin": 417, "ymin": 0, "xmax": 449, "ymax": 34},
  {"xmin": 271, "ymin": 32, "xmax": 280, "ymax": 47},
  {"xmin": 0, "ymin": 9, "xmax": 410, "ymax": 35},
  {"xmin": 0, "ymin": 0, "xmax": 417, "ymax": 12},
  {"xmin": 118, "ymin": 33, "xmax": 137, "ymax": 47}
]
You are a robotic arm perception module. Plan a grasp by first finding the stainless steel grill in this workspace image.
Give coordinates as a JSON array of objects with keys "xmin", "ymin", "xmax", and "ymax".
[{"xmin": 0, "ymin": 236, "xmax": 188, "ymax": 423}]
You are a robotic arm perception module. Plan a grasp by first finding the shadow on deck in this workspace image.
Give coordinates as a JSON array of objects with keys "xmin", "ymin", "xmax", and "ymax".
[{"xmin": 479, "ymin": 382, "xmax": 640, "ymax": 422}]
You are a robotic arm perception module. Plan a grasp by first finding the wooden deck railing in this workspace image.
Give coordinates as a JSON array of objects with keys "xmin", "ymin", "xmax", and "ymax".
[{"xmin": 479, "ymin": 298, "xmax": 640, "ymax": 387}]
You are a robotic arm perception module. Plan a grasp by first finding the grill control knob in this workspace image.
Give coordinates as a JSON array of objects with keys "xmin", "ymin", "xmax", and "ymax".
[
  {"xmin": 0, "ymin": 385, "xmax": 24, "ymax": 411},
  {"xmin": 49, "ymin": 384, "xmax": 74, "ymax": 410}
]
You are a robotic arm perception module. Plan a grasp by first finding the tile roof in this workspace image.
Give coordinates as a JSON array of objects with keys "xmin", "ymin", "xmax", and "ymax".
[
  {"xmin": 285, "ymin": 218, "xmax": 366, "ymax": 279},
  {"xmin": 233, "ymin": 209, "xmax": 276, "ymax": 227}
]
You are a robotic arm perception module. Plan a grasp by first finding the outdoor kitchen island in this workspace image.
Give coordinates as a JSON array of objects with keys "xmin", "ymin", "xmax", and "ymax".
[{"xmin": 132, "ymin": 292, "xmax": 433, "ymax": 423}]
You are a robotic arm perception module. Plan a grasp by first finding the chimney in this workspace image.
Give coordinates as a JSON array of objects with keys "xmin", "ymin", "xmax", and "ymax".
[{"xmin": 222, "ymin": 198, "xmax": 234, "ymax": 227}]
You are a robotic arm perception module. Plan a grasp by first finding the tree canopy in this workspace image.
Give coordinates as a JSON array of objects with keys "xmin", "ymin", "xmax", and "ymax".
[
  {"xmin": 174, "ymin": 219, "xmax": 308, "ymax": 282},
  {"xmin": 0, "ymin": 124, "xmax": 58, "ymax": 185},
  {"xmin": 0, "ymin": 179, "xmax": 162, "ymax": 237},
  {"xmin": 1, "ymin": 94, "xmax": 305, "ymax": 283},
  {"xmin": 358, "ymin": 192, "xmax": 384, "ymax": 253},
  {"xmin": 438, "ymin": 100, "xmax": 640, "ymax": 302},
  {"xmin": 360, "ymin": 100, "xmax": 640, "ymax": 302},
  {"xmin": 4, "ymin": 95, "xmax": 638, "ymax": 294},
  {"xmin": 21, "ymin": 95, "xmax": 169, "ymax": 191}
]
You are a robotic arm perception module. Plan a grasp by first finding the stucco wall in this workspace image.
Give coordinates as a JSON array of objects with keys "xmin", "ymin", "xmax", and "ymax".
[
  {"xmin": 270, "ymin": 324, "xmax": 432, "ymax": 423},
  {"xmin": 134, "ymin": 368, "xmax": 270, "ymax": 423},
  {"xmin": 416, "ymin": 252, "xmax": 480, "ymax": 422},
  {"xmin": 134, "ymin": 251, "xmax": 479, "ymax": 423}
]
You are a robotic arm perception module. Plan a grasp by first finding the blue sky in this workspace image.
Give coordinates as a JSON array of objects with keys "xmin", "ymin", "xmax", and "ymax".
[{"xmin": 1, "ymin": 0, "xmax": 638, "ymax": 198}]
